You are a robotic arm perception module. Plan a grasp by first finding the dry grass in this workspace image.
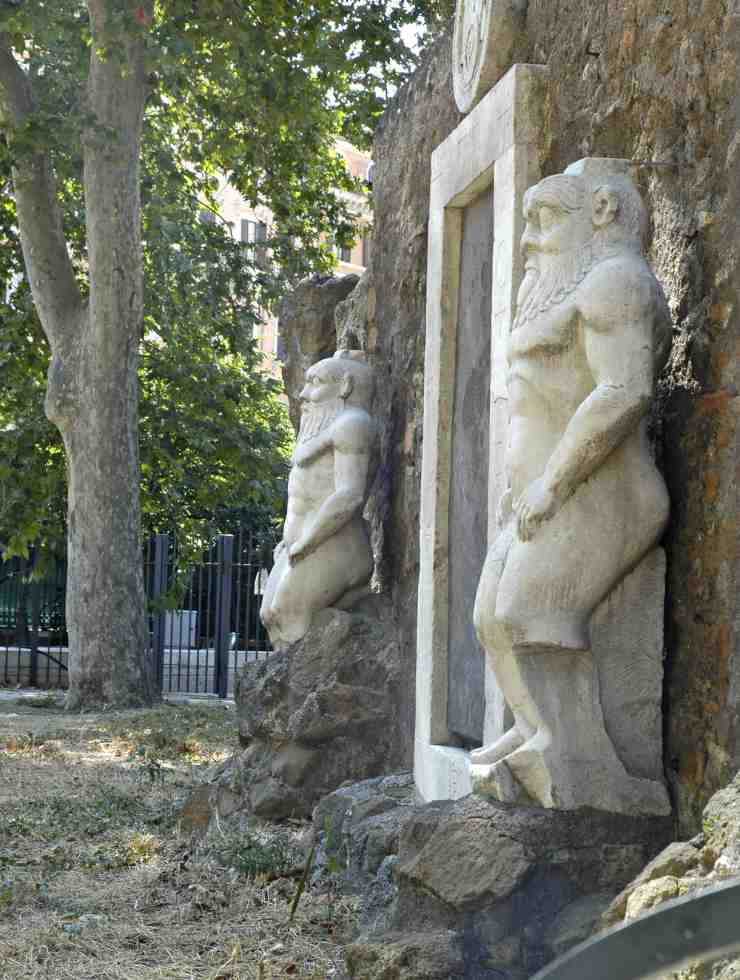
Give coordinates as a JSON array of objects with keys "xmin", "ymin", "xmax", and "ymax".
[{"xmin": 0, "ymin": 694, "xmax": 357, "ymax": 979}]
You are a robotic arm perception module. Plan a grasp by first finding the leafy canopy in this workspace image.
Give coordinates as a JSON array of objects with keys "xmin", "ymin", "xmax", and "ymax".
[{"xmin": 0, "ymin": 0, "xmax": 451, "ymax": 559}]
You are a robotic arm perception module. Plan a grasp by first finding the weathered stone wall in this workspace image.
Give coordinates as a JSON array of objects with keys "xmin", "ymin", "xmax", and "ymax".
[
  {"xmin": 526, "ymin": 0, "xmax": 740, "ymax": 837},
  {"xmin": 371, "ymin": 2, "xmax": 740, "ymax": 829}
]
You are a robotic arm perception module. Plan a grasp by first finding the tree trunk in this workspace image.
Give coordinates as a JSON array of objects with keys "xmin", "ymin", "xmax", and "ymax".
[
  {"xmin": 0, "ymin": 2, "xmax": 156, "ymax": 707},
  {"xmin": 50, "ymin": 309, "xmax": 155, "ymax": 709}
]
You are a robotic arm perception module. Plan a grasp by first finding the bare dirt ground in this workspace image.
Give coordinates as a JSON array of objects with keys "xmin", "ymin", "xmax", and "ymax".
[{"xmin": 0, "ymin": 691, "xmax": 356, "ymax": 979}]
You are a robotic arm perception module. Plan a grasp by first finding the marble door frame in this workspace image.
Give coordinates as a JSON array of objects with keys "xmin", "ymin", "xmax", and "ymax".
[{"xmin": 414, "ymin": 62, "xmax": 549, "ymax": 802}]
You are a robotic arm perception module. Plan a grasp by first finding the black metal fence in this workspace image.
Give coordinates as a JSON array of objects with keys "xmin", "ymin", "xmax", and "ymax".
[
  {"xmin": 145, "ymin": 528, "xmax": 275, "ymax": 698},
  {"xmin": 0, "ymin": 526, "xmax": 276, "ymax": 697},
  {"xmin": 0, "ymin": 555, "xmax": 68, "ymax": 688}
]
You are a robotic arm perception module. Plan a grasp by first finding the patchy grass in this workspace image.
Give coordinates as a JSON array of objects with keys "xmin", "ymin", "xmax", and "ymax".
[{"xmin": 0, "ymin": 696, "xmax": 358, "ymax": 978}]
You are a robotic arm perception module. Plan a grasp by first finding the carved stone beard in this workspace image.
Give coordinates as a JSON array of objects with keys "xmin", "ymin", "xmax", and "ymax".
[
  {"xmin": 513, "ymin": 235, "xmax": 621, "ymax": 331},
  {"xmin": 297, "ymin": 397, "xmax": 345, "ymax": 444}
]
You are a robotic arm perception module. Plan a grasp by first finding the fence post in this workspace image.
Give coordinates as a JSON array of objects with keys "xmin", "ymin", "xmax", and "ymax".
[
  {"xmin": 29, "ymin": 578, "xmax": 40, "ymax": 688},
  {"xmin": 151, "ymin": 533, "xmax": 169, "ymax": 696},
  {"xmin": 214, "ymin": 534, "xmax": 234, "ymax": 699}
]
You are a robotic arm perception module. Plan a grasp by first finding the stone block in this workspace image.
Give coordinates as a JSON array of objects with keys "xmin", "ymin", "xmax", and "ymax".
[
  {"xmin": 214, "ymin": 600, "xmax": 404, "ymax": 819},
  {"xmin": 592, "ymin": 548, "xmax": 666, "ymax": 782},
  {"xmin": 316, "ymin": 779, "xmax": 671, "ymax": 980}
]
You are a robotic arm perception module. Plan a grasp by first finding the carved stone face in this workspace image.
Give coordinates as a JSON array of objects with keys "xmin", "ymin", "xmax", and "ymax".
[
  {"xmin": 299, "ymin": 362, "xmax": 346, "ymax": 407},
  {"xmin": 521, "ymin": 184, "xmax": 593, "ymax": 264},
  {"xmin": 514, "ymin": 176, "xmax": 613, "ymax": 331}
]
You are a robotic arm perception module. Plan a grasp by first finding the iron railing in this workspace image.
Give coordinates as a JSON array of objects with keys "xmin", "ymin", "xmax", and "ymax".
[
  {"xmin": 0, "ymin": 526, "xmax": 276, "ymax": 696},
  {"xmin": 144, "ymin": 528, "xmax": 275, "ymax": 698},
  {"xmin": 0, "ymin": 555, "xmax": 68, "ymax": 688}
]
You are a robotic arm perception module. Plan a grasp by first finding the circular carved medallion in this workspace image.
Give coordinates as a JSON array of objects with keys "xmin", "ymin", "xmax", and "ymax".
[
  {"xmin": 452, "ymin": 0, "xmax": 527, "ymax": 114},
  {"xmin": 453, "ymin": 0, "xmax": 491, "ymax": 106}
]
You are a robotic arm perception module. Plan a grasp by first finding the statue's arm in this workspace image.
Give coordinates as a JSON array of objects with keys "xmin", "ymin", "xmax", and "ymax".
[
  {"xmin": 515, "ymin": 262, "xmax": 658, "ymax": 540},
  {"xmin": 289, "ymin": 417, "xmax": 371, "ymax": 563}
]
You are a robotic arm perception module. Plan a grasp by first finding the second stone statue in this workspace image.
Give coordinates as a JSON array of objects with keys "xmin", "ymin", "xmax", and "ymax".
[
  {"xmin": 472, "ymin": 159, "xmax": 672, "ymax": 816},
  {"xmin": 260, "ymin": 350, "xmax": 377, "ymax": 649}
]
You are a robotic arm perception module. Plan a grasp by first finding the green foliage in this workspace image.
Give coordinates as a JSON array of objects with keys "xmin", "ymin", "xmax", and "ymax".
[
  {"xmin": 215, "ymin": 829, "xmax": 298, "ymax": 879},
  {"xmin": 14, "ymin": 693, "xmax": 61, "ymax": 709},
  {"xmin": 78, "ymin": 832, "xmax": 159, "ymax": 871},
  {"xmin": 0, "ymin": 786, "xmax": 149, "ymax": 841},
  {"xmin": 0, "ymin": 1, "xmax": 443, "ymax": 558},
  {"xmin": 0, "ymin": 189, "xmax": 67, "ymax": 561}
]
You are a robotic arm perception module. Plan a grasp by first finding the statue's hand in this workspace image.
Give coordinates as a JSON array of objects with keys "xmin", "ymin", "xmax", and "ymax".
[
  {"xmin": 514, "ymin": 479, "xmax": 558, "ymax": 541},
  {"xmin": 497, "ymin": 488, "xmax": 514, "ymax": 529},
  {"xmin": 288, "ymin": 539, "xmax": 311, "ymax": 565}
]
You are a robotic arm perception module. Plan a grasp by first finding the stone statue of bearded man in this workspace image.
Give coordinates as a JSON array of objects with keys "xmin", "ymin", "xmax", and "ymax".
[
  {"xmin": 260, "ymin": 351, "xmax": 377, "ymax": 649},
  {"xmin": 472, "ymin": 159, "xmax": 672, "ymax": 815}
]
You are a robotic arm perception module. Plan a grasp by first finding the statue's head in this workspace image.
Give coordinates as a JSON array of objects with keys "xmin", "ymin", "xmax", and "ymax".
[
  {"xmin": 521, "ymin": 163, "xmax": 648, "ymax": 264},
  {"xmin": 299, "ymin": 350, "xmax": 375, "ymax": 413}
]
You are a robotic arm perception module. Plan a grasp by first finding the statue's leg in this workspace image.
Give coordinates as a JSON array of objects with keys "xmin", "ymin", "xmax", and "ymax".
[
  {"xmin": 502, "ymin": 646, "xmax": 668, "ymax": 814},
  {"xmin": 267, "ymin": 521, "xmax": 373, "ymax": 647},
  {"xmin": 472, "ymin": 522, "xmax": 540, "ymax": 764},
  {"xmin": 260, "ymin": 549, "xmax": 291, "ymax": 647},
  {"xmin": 268, "ymin": 557, "xmax": 330, "ymax": 646},
  {"xmin": 487, "ymin": 512, "xmax": 668, "ymax": 814}
]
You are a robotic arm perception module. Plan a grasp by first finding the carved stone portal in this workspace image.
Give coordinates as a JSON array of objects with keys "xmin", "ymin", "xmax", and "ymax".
[
  {"xmin": 471, "ymin": 159, "xmax": 671, "ymax": 816},
  {"xmin": 260, "ymin": 351, "xmax": 376, "ymax": 649},
  {"xmin": 414, "ymin": 62, "xmax": 549, "ymax": 805},
  {"xmin": 452, "ymin": 0, "xmax": 527, "ymax": 114}
]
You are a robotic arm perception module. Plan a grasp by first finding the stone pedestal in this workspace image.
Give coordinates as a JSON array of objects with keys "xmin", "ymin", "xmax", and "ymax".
[
  {"xmin": 219, "ymin": 599, "xmax": 403, "ymax": 819},
  {"xmin": 312, "ymin": 776, "xmax": 672, "ymax": 980}
]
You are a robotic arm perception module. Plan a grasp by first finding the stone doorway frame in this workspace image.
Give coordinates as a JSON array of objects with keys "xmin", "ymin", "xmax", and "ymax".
[{"xmin": 415, "ymin": 63, "xmax": 549, "ymax": 802}]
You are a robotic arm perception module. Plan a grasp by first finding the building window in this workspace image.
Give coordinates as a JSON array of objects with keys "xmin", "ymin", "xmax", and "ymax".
[
  {"xmin": 340, "ymin": 244, "xmax": 352, "ymax": 264},
  {"xmin": 242, "ymin": 220, "xmax": 270, "ymax": 269},
  {"xmin": 242, "ymin": 220, "xmax": 268, "ymax": 243}
]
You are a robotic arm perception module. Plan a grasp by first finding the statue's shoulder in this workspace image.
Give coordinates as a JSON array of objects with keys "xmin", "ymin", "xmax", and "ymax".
[
  {"xmin": 330, "ymin": 406, "xmax": 375, "ymax": 453},
  {"xmin": 579, "ymin": 250, "xmax": 662, "ymax": 326}
]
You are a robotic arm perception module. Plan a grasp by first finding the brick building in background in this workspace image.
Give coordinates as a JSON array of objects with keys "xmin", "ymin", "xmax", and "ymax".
[{"xmin": 213, "ymin": 139, "xmax": 372, "ymax": 380}]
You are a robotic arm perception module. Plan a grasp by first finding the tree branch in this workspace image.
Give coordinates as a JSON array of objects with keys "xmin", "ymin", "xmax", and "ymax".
[{"xmin": 0, "ymin": 34, "xmax": 81, "ymax": 348}]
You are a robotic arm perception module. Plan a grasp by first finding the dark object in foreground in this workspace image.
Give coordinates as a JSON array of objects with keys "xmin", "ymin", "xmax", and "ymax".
[{"xmin": 532, "ymin": 878, "xmax": 740, "ymax": 980}]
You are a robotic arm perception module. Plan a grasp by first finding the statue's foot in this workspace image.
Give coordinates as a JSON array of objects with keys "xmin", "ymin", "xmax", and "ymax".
[
  {"xmin": 500, "ymin": 733, "xmax": 670, "ymax": 816},
  {"xmin": 470, "ymin": 757, "xmax": 535, "ymax": 806},
  {"xmin": 469, "ymin": 725, "xmax": 525, "ymax": 765}
]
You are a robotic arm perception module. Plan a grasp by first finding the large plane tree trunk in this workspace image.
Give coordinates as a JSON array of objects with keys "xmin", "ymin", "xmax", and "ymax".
[{"xmin": 0, "ymin": 1, "xmax": 156, "ymax": 707}]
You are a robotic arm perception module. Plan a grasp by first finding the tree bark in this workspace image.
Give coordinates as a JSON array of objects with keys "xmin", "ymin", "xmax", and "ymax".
[{"xmin": 0, "ymin": 1, "xmax": 156, "ymax": 707}]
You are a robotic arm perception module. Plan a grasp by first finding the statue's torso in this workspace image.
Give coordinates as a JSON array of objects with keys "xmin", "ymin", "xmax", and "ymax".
[
  {"xmin": 506, "ymin": 296, "xmax": 594, "ymax": 495},
  {"xmin": 284, "ymin": 435, "xmax": 336, "ymax": 546},
  {"xmin": 283, "ymin": 406, "xmax": 375, "ymax": 546}
]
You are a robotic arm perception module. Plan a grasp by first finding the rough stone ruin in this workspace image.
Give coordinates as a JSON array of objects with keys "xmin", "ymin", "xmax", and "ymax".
[{"xmin": 213, "ymin": 0, "xmax": 740, "ymax": 975}]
